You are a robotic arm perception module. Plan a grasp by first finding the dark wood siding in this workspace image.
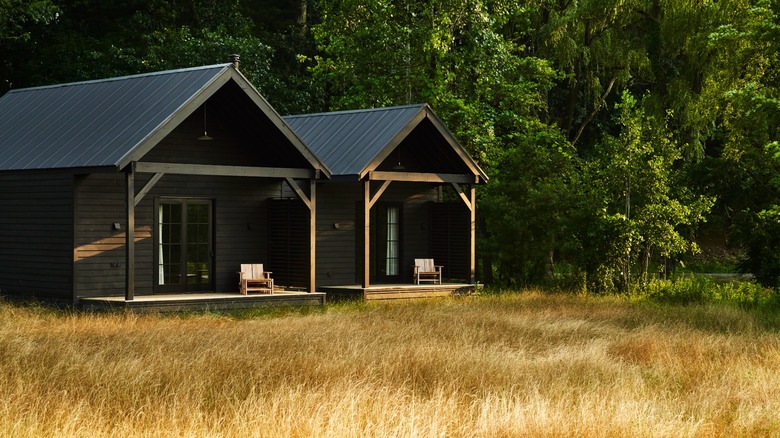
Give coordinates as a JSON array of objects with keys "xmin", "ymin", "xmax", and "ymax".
[
  {"xmin": 75, "ymin": 173, "xmax": 144, "ymax": 297},
  {"xmin": 316, "ymin": 184, "xmax": 361, "ymax": 286},
  {"xmin": 74, "ymin": 173, "xmax": 293, "ymax": 298},
  {"xmin": 0, "ymin": 173, "xmax": 74, "ymax": 300},
  {"xmin": 315, "ymin": 182, "xmax": 437, "ymax": 287}
]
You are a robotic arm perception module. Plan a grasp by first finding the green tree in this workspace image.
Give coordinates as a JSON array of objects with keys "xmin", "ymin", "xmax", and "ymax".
[
  {"xmin": 573, "ymin": 92, "xmax": 713, "ymax": 291},
  {"xmin": 0, "ymin": 0, "xmax": 59, "ymax": 93},
  {"xmin": 707, "ymin": 0, "xmax": 780, "ymax": 286},
  {"xmin": 0, "ymin": 0, "xmax": 321, "ymax": 113}
]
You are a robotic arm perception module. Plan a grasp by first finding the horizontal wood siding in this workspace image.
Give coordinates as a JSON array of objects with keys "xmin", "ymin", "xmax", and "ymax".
[
  {"xmin": 316, "ymin": 184, "xmax": 362, "ymax": 286},
  {"xmin": 0, "ymin": 173, "xmax": 73, "ymax": 300},
  {"xmin": 75, "ymin": 173, "xmax": 144, "ymax": 297},
  {"xmin": 315, "ymin": 182, "xmax": 438, "ymax": 287},
  {"xmin": 75, "ymin": 173, "xmax": 286, "ymax": 298}
]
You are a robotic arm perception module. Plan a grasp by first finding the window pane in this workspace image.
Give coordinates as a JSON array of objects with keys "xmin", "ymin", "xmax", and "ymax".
[{"xmin": 386, "ymin": 207, "xmax": 400, "ymax": 276}]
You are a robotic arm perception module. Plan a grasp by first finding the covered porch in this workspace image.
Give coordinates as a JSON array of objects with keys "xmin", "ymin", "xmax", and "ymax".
[
  {"xmin": 322, "ymin": 283, "xmax": 474, "ymax": 301},
  {"xmin": 80, "ymin": 290, "xmax": 326, "ymax": 313}
]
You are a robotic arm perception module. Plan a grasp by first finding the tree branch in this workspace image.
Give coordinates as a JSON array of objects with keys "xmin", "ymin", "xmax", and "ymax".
[{"xmin": 571, "ymin": 76, "xmax": 617, "ymax": 147}]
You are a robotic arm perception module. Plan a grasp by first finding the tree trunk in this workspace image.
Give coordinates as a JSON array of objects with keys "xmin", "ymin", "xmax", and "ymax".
[
  {"xmin": 296, "ymin": 0, "xmax": 308, "ymax": 36},
  {"xmin": 641, "ymin": 246, "xmax": 652, "ymax": 286}
]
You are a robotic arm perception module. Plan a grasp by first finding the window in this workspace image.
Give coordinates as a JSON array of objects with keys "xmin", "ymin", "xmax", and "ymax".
[
  {"xmin": 385, "ymin": 206, "xmax": 400, "ymax": 276},
  {"xmin": 156, "ymin": 199, "xmax": 212, "ymax": 292}
]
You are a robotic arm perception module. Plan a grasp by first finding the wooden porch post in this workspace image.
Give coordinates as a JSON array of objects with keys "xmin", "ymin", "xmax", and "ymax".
[
  {"xmin": 362, "ymin": 180, "xmax": 371, "ymax": 288},
  {"xmin": 309, "ymin": 179, "xmax": 317, "ymax": 293},
  {"xmin": 125, "ymin": 164, "xmax": 135, "ymax": 301},
  {"xmin": 451, "ymin": 182, "xmax": 477, "ymax": 285},
  {"xmin": 469, "ymin": 184, "xmax": 476, "ymax": 285}
]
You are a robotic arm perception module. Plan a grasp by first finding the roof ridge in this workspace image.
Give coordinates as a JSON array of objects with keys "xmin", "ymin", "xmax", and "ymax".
[
  {"xmin": 285, "ymin": 103, "xmax": 426, "ymax": 119},
  {"xmin": 8, "ymin": 64, "xmax": 231, "ymax": 94}
]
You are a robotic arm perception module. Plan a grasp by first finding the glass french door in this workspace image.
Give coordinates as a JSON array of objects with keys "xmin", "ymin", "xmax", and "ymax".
[
  {"xmin": 156, "ymin": 199, "xmax": 213, "ymax": 292},
  {"xmin": 375, "ymin": 203, "xmax": 403, "ymax": 283}
]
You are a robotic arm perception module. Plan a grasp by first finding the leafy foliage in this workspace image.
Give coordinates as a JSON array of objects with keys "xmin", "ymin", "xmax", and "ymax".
[
  {"xmin": 573, "ymin": 92, "xmax": 714, "ymax": 291},
  {"xmin": 641, "ymin": 276, "xmax": 780, "ymax": 309}
]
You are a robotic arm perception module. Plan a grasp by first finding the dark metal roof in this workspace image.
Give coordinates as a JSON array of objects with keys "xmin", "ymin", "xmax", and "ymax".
[
  {"xmin": 0, "ymin": 63, "xmax": 332, "ymax": 177},
  {"xmin": 285, "ymin": 104, "xmax": 426, "ymax": 177},
  {"xmin": 0, "ymin": 64, "xmax": 233, "ymax": 172},
  {"xmin": 284, "ymin": 104, "xmax": 487, "ymax": 182}
]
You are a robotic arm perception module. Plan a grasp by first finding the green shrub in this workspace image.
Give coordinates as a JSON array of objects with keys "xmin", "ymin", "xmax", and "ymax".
[{"xmin": 640, "ymin": 276, "xmax": 780, "ymax": 309}]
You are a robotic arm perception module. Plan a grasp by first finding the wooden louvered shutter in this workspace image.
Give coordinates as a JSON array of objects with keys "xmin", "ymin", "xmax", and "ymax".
[
  {"xmin": 268, "ymin": 199, "xmax": 309, "ymax": 289},
  {"xmin": 428, "ymin": 202, "xmax": 469, "ymax": 281}
]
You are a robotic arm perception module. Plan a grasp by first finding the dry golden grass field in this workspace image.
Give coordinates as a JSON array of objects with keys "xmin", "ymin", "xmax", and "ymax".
[{"xmin": 1, "ymin": 291, "xmax": 779, "ymax": 437}]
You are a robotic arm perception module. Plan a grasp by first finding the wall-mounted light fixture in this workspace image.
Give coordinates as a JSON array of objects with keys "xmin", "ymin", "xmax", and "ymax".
[{"xmin": 334, "ymin": 221, "xmax": 354, "ymax": 230}]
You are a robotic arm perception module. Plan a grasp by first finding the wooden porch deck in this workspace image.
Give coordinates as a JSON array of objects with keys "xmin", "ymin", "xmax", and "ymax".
[
  {"xmin": 321, "ymin": 283, "xmax": 475, "ymax": 301},
  {"xmin": 79, "ymin": 291, "xmax": 326, "ymax": 313}
]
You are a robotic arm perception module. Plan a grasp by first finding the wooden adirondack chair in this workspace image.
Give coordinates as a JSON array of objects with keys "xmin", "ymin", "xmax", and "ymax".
[
  {"xmin": 239, "ymin": 264, "xmax": 274, "ymax": 294},
  {"xmin": 413, "ymin": 258, "xmax": 443, "ymax": 284}
]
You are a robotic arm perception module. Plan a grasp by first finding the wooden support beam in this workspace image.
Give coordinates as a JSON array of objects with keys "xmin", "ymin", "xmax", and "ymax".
[
  {"xmin": 125, "ymin": 166, "xmax": 135, "ymax": 301},
  {"xmin": 134, "ymin": 172, "xmax": 163, "ymax": 206},
  {"xmin": 362, "ymin": 180, "xmax": 371, "ymax": 288},
  {"xmin": 369, "ymin": 170, "xmax": 475, "ymax": 184},
  {"xmin": 285, "ymin": 177, "xmax": 312, "ymax": 209},
  {"xmin": 451, "ymin": 183, "xmax": 473, "ymax": 211},
  {"xmin": 451, "ymin": 182, "xmax": 476, "ymax": 284},
  {"xmin": 469, "ymin": 185, "xmax": 476, "ymax": 284},
  {"xmin": 309, "ymin": 179, "xmax": 317, "ymax": 293},
  {"xmin": 284, "ymin": 177, "xmax": 317, "ymax": 292},
  {"xmin": 135, "ymin": 162, "xmax": 316, "ymax": 179},
  {"xmin": 368, "ymin": 180, "xmax": 391, "ymax": 209}
]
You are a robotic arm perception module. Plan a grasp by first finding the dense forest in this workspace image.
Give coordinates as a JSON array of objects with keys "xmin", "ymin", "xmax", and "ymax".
[{"xmin": 2, "ymin": 0, "xmax": 779, "ymax": 291}]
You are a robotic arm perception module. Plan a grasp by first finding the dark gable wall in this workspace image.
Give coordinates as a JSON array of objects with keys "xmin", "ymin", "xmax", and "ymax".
[{"xmin": 0, "ymin": 173, "xmax": 74, "ymax": 301}]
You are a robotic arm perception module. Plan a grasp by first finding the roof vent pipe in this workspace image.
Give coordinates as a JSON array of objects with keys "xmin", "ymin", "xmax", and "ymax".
[{"xmin": 229, "ymin": 54, "xmax": 240, "ymax": 70}]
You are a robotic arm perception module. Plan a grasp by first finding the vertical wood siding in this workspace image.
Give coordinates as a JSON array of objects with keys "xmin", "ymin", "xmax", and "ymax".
[{"xmin": 0, "ymin": 173, "xmax": 74, "ymax": 300}]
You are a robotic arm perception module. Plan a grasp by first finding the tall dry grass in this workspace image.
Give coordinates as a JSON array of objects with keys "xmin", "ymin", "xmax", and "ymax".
[{"xmin": 1, "ymin": 292, "xmax": 779, "ymax": 437}]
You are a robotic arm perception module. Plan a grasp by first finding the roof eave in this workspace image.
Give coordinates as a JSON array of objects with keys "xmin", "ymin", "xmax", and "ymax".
[{"xmin": 0, "ymin": 165, "xmax": 118, "ymax": 175}]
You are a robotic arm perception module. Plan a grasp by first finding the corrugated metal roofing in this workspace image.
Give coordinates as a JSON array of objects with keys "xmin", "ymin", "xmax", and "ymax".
[
  {"xmin": 0, "ymin": 64, "xmax": 230, "ymax": 171},
  {"xmin": 284, "ymin": 104, "xmax": 426, "ymax": 176}
]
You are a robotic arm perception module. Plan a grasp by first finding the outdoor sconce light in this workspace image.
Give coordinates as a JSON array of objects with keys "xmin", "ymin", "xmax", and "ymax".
[
  {"xmin": 113, "ymin": 222, "xmax": 121, "ymax": 230},
  {"xmin": 334, "ymin": 221, "xmax": 354, "ymax": 230}
]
